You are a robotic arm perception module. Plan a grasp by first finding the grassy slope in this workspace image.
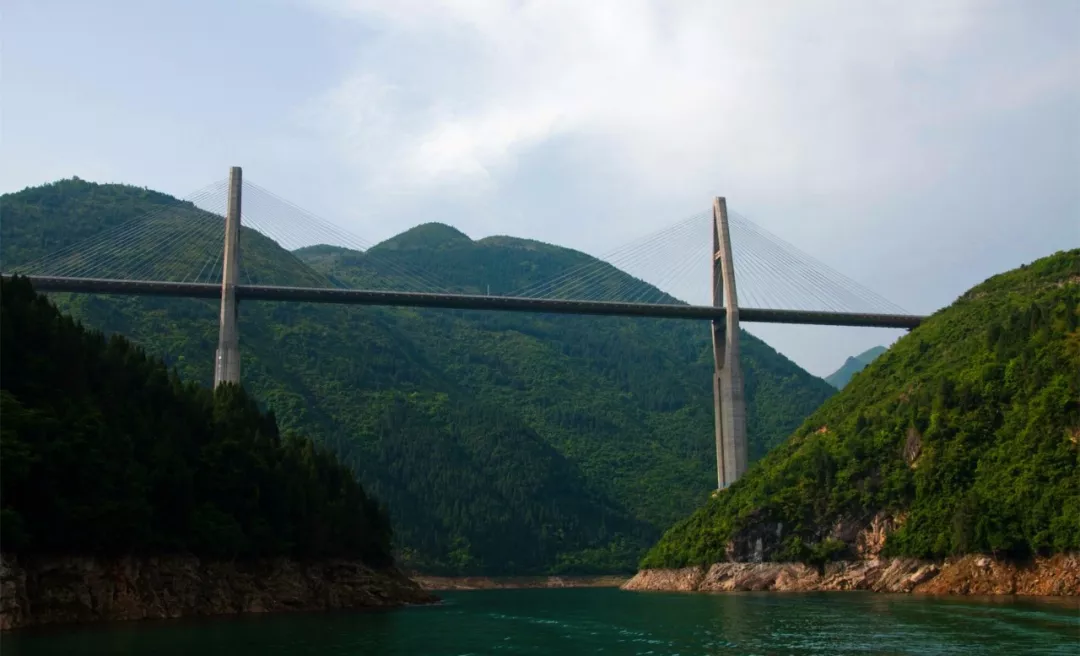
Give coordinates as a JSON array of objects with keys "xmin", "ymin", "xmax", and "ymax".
[{"xmin": 643, "ymin": 249, "xmax": 1080, "ymax": 568}]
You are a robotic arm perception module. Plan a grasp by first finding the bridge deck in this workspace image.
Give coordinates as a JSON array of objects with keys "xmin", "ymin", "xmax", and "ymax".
[{"xmin": 3, "ymin": 275, "xmax": 925, "ymax": 329}]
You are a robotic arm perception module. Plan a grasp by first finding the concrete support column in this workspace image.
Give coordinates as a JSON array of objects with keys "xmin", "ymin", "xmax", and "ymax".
[
  {"xmin": 214, "ymin": 167, "xmax": 242, "ymax": 388},
  {"xmin": 711, "ymin": 196, "xmax": 748, "ymax": 488}
]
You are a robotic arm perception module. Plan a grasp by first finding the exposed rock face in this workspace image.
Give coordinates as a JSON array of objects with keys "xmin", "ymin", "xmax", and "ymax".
[
  {"xmin": 903, "ymin": 426, "xmax": 922, "ymax": 467},
  {"xmin": 622, "ymin": 554, "xmax": 1080, "ymax": 596},
  {"xmin": 916, "ymin": 553, "xmax": 1080, "ymax": 596},
  {"xmin": 630, "ymin": 506, "xmax": 1080, "ymax": 597},
  {"xmin": 615, "ymin": 567, "xmax": 706, "ymax": 592},
  {"xmin": 0, "ymin": 554, "xmax": 437, "ymax": 631},
  {"xmin": 725, "ymin": 510, "xmax": 904, "ymax": 565},
  {"xmin": 725, "ymin": 518, "xmax": 784, "ymax": 563},
  {"xmin": 694, "ymin": 559, "xmax": 940, "ymax": 593},
  {"xmin": 853, "ymin": 512, "xmax": 906, "ymax": 559}
]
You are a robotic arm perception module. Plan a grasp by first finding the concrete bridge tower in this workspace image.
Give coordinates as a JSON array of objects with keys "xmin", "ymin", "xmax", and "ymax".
[
  {"xmin": 214, "ymin": 166, "xmax": 242, "ymax": 387},
  {"xmin": 711, "ymin": 197, "xmax": 748, "ymax": 488}
]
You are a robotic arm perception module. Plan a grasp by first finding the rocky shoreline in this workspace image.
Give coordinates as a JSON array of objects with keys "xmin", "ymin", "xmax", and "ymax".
[
  {"xmin": 412, "ymin": 574, "xmax": 628, "ymax": 591},
  {"xmin": 0, "ymin": 554, "xmax": 438, "ymax": 631},
  {"xmin": 622, "ymin": 553, "xmax": 1080, "ymax": 596}
]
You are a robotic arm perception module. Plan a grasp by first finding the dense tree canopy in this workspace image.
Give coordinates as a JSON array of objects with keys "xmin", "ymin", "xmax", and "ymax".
[
  {"xmin": 0, "ymin": 276, "xmax": 393, "ymax": 565},
  {"xmin": 642, "ymin": 250, "xmax": 1080, "ymax": 568},
  {"xmin": 1, "ymin": 179, "xmax": 836, "ymax": 573}
]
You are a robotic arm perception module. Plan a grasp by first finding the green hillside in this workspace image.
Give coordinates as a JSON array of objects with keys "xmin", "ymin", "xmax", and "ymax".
[
  {"xmin": 824, "ymin": 345, "xmax": 888, "ymax": 389},
  {"xmin": 642, "ymin": 250, "xmax": 1080, "ymax": 569},
  {"xmin": 0, "ymin": 178, "xmax": 835, "ymax": 574},
  {"xmin": 0, "ymin": 276, "xmax": 392, "ymax": 566}
]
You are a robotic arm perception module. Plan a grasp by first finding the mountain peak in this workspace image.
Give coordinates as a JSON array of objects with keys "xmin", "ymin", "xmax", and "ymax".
[
  {"xmin": 824, "ymin": 345, "xmax": 887, "ymax": 389},
  {"xmin": 854, "ymin": 346, "xmax": 887, "ymax": 364},
  {"xmin": 371, "ymin": 223, "xmax": 471, "ymax": 252}
]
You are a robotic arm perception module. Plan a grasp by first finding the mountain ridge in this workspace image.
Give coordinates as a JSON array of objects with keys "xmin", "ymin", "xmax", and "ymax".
[
  {"xmin": 824, "ymin": 345, "xmax": 888, "ymax": 389},
  {"xmin": 0, "ymin": 177, "xmax": 837, "ymax": 574}
]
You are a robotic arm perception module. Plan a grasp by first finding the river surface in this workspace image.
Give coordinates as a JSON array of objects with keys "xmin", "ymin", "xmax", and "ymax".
[{"xmin": 3, "ymin": 588, "xmax": 1078, "ymax": 655}]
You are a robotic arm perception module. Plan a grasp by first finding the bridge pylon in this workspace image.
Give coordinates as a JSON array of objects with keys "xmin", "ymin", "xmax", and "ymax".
[
  {"xmin": 213, "ymin": 166, "xmax": 242, "ymax": 388},
  {"xmin": 711, "ymin": 197, "xmax": 748, "ymax": 489}
]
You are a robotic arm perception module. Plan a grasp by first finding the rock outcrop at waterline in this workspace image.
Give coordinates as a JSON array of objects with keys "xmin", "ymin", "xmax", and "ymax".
[
  {"xmin": 0, "ymin": 554, "xmax": 437, "ymax": 630},
  {"xmin": 622, "ymin": 553, "xmax": 1080, "ymax": 596},
  {"xmin": 412, "ymin": 575, "xmax": 628, "ymax": 590}
]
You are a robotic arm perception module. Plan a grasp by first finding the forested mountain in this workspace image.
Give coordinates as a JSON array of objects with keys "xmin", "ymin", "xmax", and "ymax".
[
  {"xmin": 642, "ymin": 250, "xmax": 1080, "ymax": 569},
  {"xmin": 824, "ymin": 345, "xmax": 888, "ymax": 389},
  {"xmin": 0, "ymin": 179, "xmax": 835, "ymax": 574},
  {"xmin": 0, "ymin": 276, "xmax": 393, "ymax": 565}
]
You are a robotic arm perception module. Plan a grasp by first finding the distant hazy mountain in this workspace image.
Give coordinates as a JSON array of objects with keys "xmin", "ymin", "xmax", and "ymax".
[{"xmin": 824, "ymin": 346, "xmax": 888, "ymax": 389}]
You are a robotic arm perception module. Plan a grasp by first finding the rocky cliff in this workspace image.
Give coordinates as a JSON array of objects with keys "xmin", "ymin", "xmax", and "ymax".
[
  {"xmin": 627, "ymin": 510, "xmax": 1080, "ymax": 596},
  {"xmin": 0, "ymin": 554, "xmax": 437, "ymax": 630},
  {"xmin": 622, "ymin": 553, "xmax": 1080, "ymax": 595}
]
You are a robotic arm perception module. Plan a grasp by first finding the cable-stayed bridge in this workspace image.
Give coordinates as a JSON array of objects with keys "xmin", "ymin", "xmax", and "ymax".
[{"xmin": 1, "ymin": 167, "xmax": 925, "ymax": 489}]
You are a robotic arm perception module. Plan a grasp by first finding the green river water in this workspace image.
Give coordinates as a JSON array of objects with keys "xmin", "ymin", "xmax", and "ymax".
[{"xmin": 2, "ymin": 588, "xmax": 1077, "ymax": 655}]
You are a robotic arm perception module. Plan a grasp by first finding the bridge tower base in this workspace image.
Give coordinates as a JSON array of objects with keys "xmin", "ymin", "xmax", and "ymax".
[
  {"xmin": 711, "ymin": 197, "xmax": 748, "ymax": 489},
  {"xmin": 214, "ymin": 166, "xmax": 242, "ymax": 388}
]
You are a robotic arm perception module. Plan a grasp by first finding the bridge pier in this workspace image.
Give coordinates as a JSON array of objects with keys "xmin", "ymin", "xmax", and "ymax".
[
  {"xmin": 711, "ymin": 197, "xmax": 747, "ymax": 489},
  {"xmin": 213, "ymin": 166, "xmax": 242, "ymax": 388}
]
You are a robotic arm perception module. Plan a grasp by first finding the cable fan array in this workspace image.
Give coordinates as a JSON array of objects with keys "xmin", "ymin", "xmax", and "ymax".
[
  {"xmin": 14, "ymin": 180, "xmax": 232, "ymax": 285},
  {"xmin": 13, "ymin": 178, "xmax": 454, "ymax": 293},
  {"xmin": 13, "ymin": 175, "xmax": 907, "ymax": 317},
  {"xmin": 506, "ymin": 209, "xmax": 907, "ymax": 315},
  {"xmin": 506, "ymin": 212, "xmax": 712, "ymax": 305},
  {"xmin": 726, "ymin": 211, "xmax": 908, "ymax": 315}
]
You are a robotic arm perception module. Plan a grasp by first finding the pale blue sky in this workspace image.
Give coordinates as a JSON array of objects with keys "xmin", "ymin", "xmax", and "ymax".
[{"xmin": 4, "ymin": 0, "xmax": 1078, "ymax": 375}]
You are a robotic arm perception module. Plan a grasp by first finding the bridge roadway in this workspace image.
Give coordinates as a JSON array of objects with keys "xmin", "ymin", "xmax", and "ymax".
[{"xmin": 3, "ymin": 275, "xmax": 925, "ymax": 329}]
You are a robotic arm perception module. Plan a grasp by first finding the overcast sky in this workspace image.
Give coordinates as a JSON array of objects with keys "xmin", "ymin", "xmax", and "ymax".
[{"xmin": 4, "ymin": 0, "xmax": 1078, "ymax": 375}]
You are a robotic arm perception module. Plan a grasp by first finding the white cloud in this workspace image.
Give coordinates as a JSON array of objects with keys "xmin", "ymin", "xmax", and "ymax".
[
  {"xmin": 299, "ymin": 0, "xmax": 1061, "ymax": 204},
  {"xmin": 290, "ymin": 0, "xmax": 1078, "ymax": 374}
]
